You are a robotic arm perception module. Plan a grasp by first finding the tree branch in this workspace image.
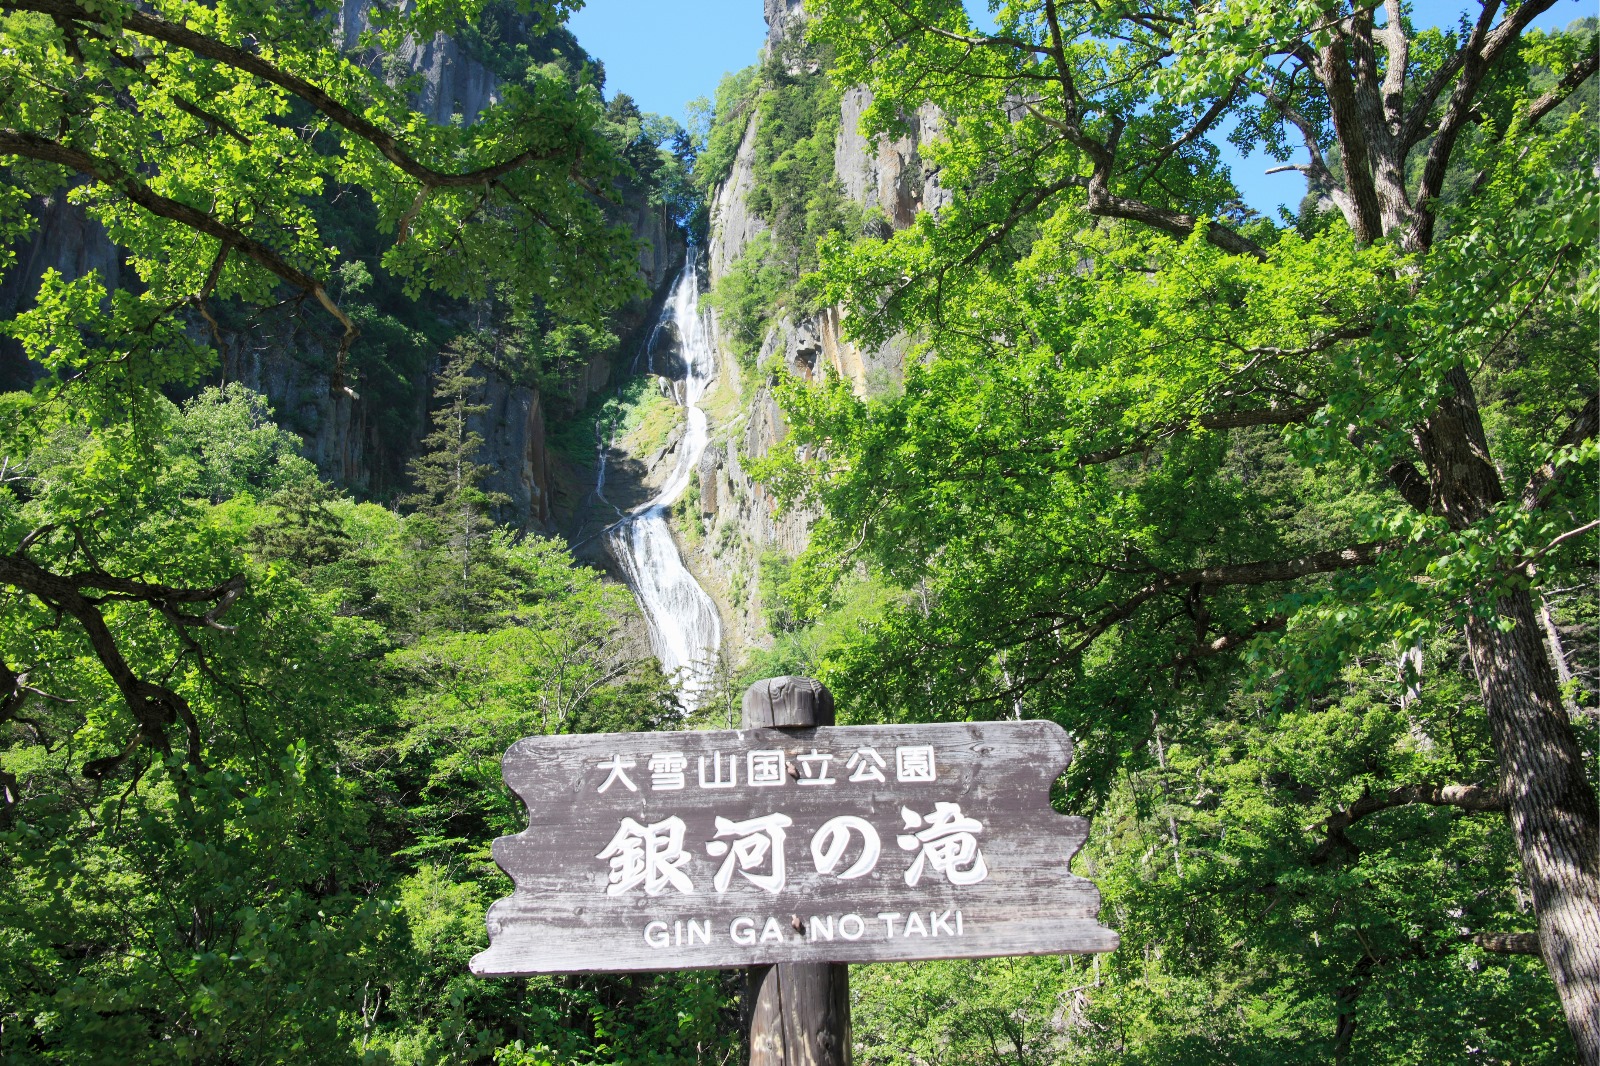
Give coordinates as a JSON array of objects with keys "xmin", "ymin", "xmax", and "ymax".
[
  {"xmin": 1310, "ymin": 783, "xmax": 1506, "ymax": 864},
  {"xmin": 1407, "ymin": 0, "xmax": 1557, "ymax": 251},
  {"xmin": 1076, "ymin": 403, "xmax": 1319, "ymax": 466},
  {"xmin": 1084, "ymin": 183, "xmax": 1269, "ymax": 259},
  {"xmin": 1318, "ymin": 30, "xmax": 1385, "ymax": 242},
  {"xmin": 1462, "ymin": 931, "xmax": 1541, "ymax": 955},
  {"xmin": 8, "ymin": 0, "xmax": 570, "ymax": 190},
  {"xmin": 1136, "ymin": 79, "xmax": 1244, "ymax": 193},
  {"xmin": 1387, "ymin": 459, "xmax": 1432, "ymax": 512},
  {"xmin": 1522, "ymin": 395, "xmax": 1598, "ymax": 511},
  {"xmin": 0, "ymin": 130, "xmax": 359, "ymax": 368},
  {"xmin": 1069, "ymin": 540, "xmax": 1395, "ymax": 659},
  {"xmin": 1527, "ymin": 49, "xmax": 1600, "ymax": 126},
  {"xmin": 1172, "ymin": 616, "xmax": 1289, "ymax": 669},
  {"xmin": 0, "ymin": 551, "xmax": 244, "ymax": 778}
]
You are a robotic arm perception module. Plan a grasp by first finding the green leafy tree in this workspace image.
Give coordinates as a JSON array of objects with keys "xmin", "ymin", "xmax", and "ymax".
[
  {"xmin": 0, "ymin": 0, "xmax": 734, "ymax": 1057},
  {"xmin": 0, "ymin": 392, "xmax": 394, "ymax": 1061},
  {"xmin": 761, "ymin": 0, "xmax": 1597, "ymax": 1054}
]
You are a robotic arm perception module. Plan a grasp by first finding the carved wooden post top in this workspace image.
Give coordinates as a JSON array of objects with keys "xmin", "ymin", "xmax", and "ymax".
[{"xmin": 742, "ymin": 675, "xmax": 835, "ymax": 729}]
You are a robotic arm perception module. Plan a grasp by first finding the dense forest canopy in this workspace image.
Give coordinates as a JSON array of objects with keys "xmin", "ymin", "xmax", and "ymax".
[
  {"xmin": 0, "ymin": 0, "xmax": 734, "ymax": 1059},
  {"xmin": 0, "ymin": 0, "xmax": 1595, "ymax": 1062},
  {"xmin": 743, "ymin": 0, "xmax": 1597, "ymax": 1060}
]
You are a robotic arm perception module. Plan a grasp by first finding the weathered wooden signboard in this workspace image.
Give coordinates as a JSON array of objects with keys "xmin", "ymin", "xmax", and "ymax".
[{"xmin": 472, "ymin": 719, "xmax": 1118, "ymax": 976}]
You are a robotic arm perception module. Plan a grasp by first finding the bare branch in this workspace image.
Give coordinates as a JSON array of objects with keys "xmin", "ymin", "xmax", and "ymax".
[
  {"xmin": 1463, "ymin": 931, "xmax": 1541, "ymax": 955},
  {"xmin": 1311, "ymin": 783, "xmax": 1506, "ymax": 864},
  {"xmin": 1136, "ymin": 79, "xmax": 1243, "ymax": 191},
  {"xmin": 1172, "ymin": 616, "xmax": 1289, "ymax": 668},
  {"xmin": 1317, "ymin": 30, "xmax": 1385, "ymax": 242},
  {"xmin": 1379, "ymin": 0, "xmax": 1410, "ymax": 133}
]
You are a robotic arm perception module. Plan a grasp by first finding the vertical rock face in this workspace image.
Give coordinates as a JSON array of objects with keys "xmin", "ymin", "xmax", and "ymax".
[
  {"xmin": 835, "ymin": 87, "xmax": 953, "ymax": 227},
  {"xmin": 219, "ymin": 311, "xmax": 382, "ymax": 492},
  {"xmin": 2, "ymin": 0, "xmax": 501, "ymax": 388},
  {"xmin": 623, "ymin": 198, "xmax": 686, "ymax": 297},
  {"xmin": 474, "ymin": 369, "xmax": 554, "ymax": 530},
  {"xmin": 686, "ymin": 0, "xmax": 963, "ymax": 650},
  {"xmin": 335, "ymin": 0, "xmax": 502, "ymax": 124},
  {"xmin": 213, "ymin": 197, "xmax": 681, "ymax": 531},
  {"xmin": 764, "ymin": 0, "xmax": 807, "ymax": 49},
  {"xmin": 708, "ymin": 116, "xmax": 768, "ymax": 287},
  {"xmin": 0, "ymin": 189, "xmax": 123, "ymax": 390},
  {"xmin": 2, "ymin": 3, "xmax": 685, "ymax": 535}
]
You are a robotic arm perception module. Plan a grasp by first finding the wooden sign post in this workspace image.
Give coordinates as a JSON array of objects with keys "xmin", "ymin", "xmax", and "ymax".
[
  {"xmin": 472, "ymin": 677, "xmax": 1118, "ymax": 1064},
  {"xmin": 740, "ymin": 676, "xmax": 850, "ymax": 1066}
]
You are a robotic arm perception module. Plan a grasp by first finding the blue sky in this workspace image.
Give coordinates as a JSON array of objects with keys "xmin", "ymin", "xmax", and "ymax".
[{"xmin": 566, "ymin": 0, "xmax": 1593, "ymax": 216}]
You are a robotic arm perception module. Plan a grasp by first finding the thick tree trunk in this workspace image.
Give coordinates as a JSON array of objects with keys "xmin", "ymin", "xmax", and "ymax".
[
  {"xmin": 1416, "ymin": 367, "xmax": 1600, "ymax": 1060},
  {"xmin": 1464, "ymin": 593, "xmax": 1600, "ymax": 1063}
]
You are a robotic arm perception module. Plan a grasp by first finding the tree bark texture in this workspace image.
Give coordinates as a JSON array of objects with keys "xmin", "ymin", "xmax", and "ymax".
[
  {"xmin": 1416, "ymin": 368, "xmax": 1600, "ymax": 1060},
  {"xmin": 1464, "ymin": 594, "xmax": 1600, "ymax": 1062},
  {"xmin": 740, "ymin": 677, "xmax": 852, "ymax": 1066}
]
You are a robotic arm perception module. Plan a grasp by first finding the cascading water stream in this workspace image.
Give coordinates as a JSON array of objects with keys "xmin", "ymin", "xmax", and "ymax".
[{"xmin": 603, "ymin": 252, "xmax": 722, "ymax": 705}]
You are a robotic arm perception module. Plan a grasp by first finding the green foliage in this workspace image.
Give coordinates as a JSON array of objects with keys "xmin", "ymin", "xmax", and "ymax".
[
  {"xmin": 0, "ymin": 377, "xmax": 735, "ymax": 1061},
  {"xmin": 171, "ymin": 382, "xmax": 320, "ymax": 502},
  {"xmin": 745, "ymin": 32, "xmax": 857, "ymax": 283},
  {"xmin": 687, "ymin": 67, "xmax": 762, "ymax": 197},
  {"xmin": 756, "ymin": 3, "xmax": 1597, "ymax": 1059},
  {"xmin": 704, "ymin": 233, "xmax": 789, "ymax": 367},
  {"xmin": 698, "ymin": 28, "xmax": 862, "ymax": 357}
]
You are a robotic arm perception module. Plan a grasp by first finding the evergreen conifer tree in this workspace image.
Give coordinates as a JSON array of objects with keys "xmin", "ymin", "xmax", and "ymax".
[{"xmin": 402, "ymin": 338, "xmax": 512, "ymax": 633}]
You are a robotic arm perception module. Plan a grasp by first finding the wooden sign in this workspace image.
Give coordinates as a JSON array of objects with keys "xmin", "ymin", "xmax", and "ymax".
[{"xmin": 471, "ymin": 720, "xmax": 1118, "ymax": 976}]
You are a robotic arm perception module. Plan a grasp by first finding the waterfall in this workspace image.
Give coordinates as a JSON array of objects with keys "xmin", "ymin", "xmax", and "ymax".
[{"xmin": 604, "ymin": 251, "xmax": 723, "ymax": 705}]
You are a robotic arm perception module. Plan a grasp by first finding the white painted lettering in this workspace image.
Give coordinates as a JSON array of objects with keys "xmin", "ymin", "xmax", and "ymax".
[
  {"xmin": 877, "ymin": 911, "xmax": 903, "ymax": 938},
  {"xmin": 688, "ymin": 919, "xmax": 711, "ymax": 945},
  {"xmin": 838, "ymin": 913, "xmax": 865, "ymax": 940},
  {"xmin": 957, "ymin": 910, "xmax": 964, "ymax": 935},
  {"xmin": 895, "ymin": 745, "xmax": 937, "ymax": 782},
  {"xmin": 699, "ymin": 751, "xmax": 737, "ymax": 789},
  {"xmin": 730, "ymin": 917, "xmax": 756, "ymax": 945},
  {"xmin": 931, "ymin": 909, "xmax": 955, "ymax": 937},
  {"xmin": 904, "ymin": 912, "xmax": 928, "ymax": 937},
  {"xmin": 644, "ymin": 920, "xmax": 670, "ymax": 948},
  {"xmin": 760, "ymin": 916, "xmax": 785, "ymax": 944},
  {"xmin": 808, "ymin": 915, "xmax": 834, "ymax": 942},
  {"xmin": 897, "ymin": 802, "xmax": 988, "ymax": 886},
  {"xmin": 796, "ymin": 749, "xmax": 836, "ymax": 785},
  {"xmin": 648, "ymin": 752, "xmax": 688, "ymax": 790},
  {"xmin": 674, "ymin": 920, "xmax": 683, "ymax": 946},
  {"xmin": 810, "ymin": 815, "xmax": 881, "ymax": 879},
  {"xmin": 596, "ymin": 754, "xmax": 638, "ymax": 793},
  {"xmin": 748, "ymin": 749, "xmax": 786, "ymax": 787},
  {"xmin": 597, "ymin": 816, "xmax": 694, "ymax": 896},
  {"xmin": 708, "ymin": 813, "xmax": 792, "ymax": 893},
  {"xmin": 845, "ymin": 747, "xmax": 888, "ymax": 783}
]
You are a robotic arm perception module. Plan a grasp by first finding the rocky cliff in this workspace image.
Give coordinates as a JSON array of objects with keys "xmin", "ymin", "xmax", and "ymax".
[
  {"xmin": 685, "ymin": 0, "xmax": 948, "ymax": 655},
  {"xmin": 2, "ymin": 5, "xmax": 684, "ymax": 534}
]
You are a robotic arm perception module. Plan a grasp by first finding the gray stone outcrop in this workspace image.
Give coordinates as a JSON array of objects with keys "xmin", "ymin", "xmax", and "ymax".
[
  {"xmin": 764, "ymin": 0, "xmax": 807, "ymax": 49},
  {"xmin": 836, "ymin": 88, "xmax": 953, "ymax": 227},
  {"xmin": 709, "ymin": 115, "xmax": 768, "ymax": 287}
]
